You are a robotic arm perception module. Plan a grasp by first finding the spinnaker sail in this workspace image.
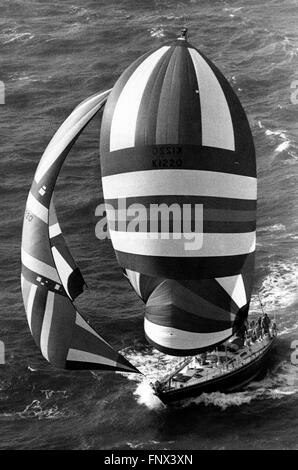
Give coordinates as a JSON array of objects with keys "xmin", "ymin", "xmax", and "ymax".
[
  {"xmin": 21, "ymin": 90, "xmax": 139, "ymax": 373},
  {"xmin": 100, "ymin": 35, "xmax": 256, "ymax": 355}
]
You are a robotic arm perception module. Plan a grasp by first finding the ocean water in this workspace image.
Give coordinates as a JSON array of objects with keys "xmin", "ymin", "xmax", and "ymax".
[{"xmin": 1, "ymin": 0, "xmax": 298, "ymax": 450}]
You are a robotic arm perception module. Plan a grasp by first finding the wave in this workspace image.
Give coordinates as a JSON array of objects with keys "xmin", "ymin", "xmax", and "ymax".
[
  {"xmin": 0, "ymin": 384, "xmax": 72, "ymax": 420},
  {"xmin": 149, "ymin": 27, "xmax": 165, "ymax": 39},
  {"xmin": 275, "ymin": 140, "xmax": 291, "ymax": 153},
  {"xmin": 126, "ymin": 439, "xmax": 164, "ymax": 449},
  {"xmin": 0, "ymin": 388, "xmax": 71, "ymax": 420},
  {"xmin": 16, "ymin": 388, "xmax": 72, "ymax": 420},
  {"xmin": 18, "ymin": 400, "xmax": 63, "ymax": 419},
  {"xmin": 223, "ymin": 7, "xmax": 244, "ymax": 13},
  {"xmin": 258, "ymin": 223, "xmax": 286, "ymax": 233},
  {"xmin": 263, "ymin": 127, "xmax": 297, "ymax": 160},
  {"xmin": 252, "ymin": 260, "xmax": 298, "ymax": 312},
  {"xmin": 1, "ymin": 28, "xmax": 34, "ymax": 44}
]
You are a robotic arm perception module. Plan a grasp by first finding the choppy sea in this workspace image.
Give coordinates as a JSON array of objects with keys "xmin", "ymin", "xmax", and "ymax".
[{"xmin": 1, "ymin": 0, "xmax": 298, "ymax": 450}]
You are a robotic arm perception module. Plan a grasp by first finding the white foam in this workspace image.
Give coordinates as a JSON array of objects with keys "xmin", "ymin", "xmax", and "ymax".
[
  {"xmin": 265, "ymin": 129, "xmax": 287, "ymax": 138},
  {"xmin": 251, "ymin": 261, "xmax": 298, "ymax": 312},
  {"xmin": 275, "ymin": 141, "xmax": 290, "ymax": 153},
  {"xmin": 149, "ymin": 27, "xmax": 165, "ymax": 39},
  {"xmin": 180, "ymin": 391, "xmax": 253, "ymax": 410},
  {"xmin": 18, "ymin": 400, "xmax": 67, "ymax": 419},
  {"xmin": 2, "ymin": 31, "xmax": 34, "ymax": 44},
  {"xmin": 134, "ymin": 381, "xmax": 165, "ymax": 410},
  {"xmin": 258, "ymin": 223, "xmax": 286, "ymax": 233}
]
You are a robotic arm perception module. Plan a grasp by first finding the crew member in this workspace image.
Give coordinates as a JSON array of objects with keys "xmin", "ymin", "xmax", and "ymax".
[{"xmin": 261, "ymin": 313, "xmax": 271, "ymax": 335}]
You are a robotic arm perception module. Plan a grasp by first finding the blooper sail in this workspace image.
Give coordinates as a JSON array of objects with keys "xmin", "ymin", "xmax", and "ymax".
[
  {"xmin": 21, "ymin": 90, "xmax": 139, "ymax": 373},
  {"xmin": 100, "ymin": 35, "xmax": 257, "ymax": 355}
]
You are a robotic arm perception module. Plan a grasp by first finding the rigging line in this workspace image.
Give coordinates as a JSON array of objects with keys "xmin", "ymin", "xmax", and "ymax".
[
  {"xmin": 177, "ymin": 2, "xmax": 188, "ymax": 30},
  {"xmin": 257, "ymin": 291, "xmax": 265, "ymax": 315},
  {"xmin": 258, "ymin": 291, "xmax": 276, "ymax": 324}
]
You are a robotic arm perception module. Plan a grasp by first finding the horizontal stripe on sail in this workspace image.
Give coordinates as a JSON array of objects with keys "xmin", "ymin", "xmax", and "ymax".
[
  {"xmin": 109, "ymin": 230, "xmax": 255, "ymax": 257},
  {"xmin": 189, "ymin": 48, "xmax": 235, "ymax": 151},
  {"xmin": 115, "ymin": 250, "xmax": 255, "ymax": 279},
  {"xmin": 105, "ymin": 211, "xmax": 256, "ymax": 233},
  {"xmin": 102, "ymin": 170, "xmax": 257, "ymax": 200},
  {"xmin": 202, "ymin": 208, "xmax": 256, "ymax": 221},
  {"xmin": 101, "ymin": 145, "xmax": 256, "ymax": 178},
  {"xmin": 26, "ymin": 192, "xmax": 48, "ymax": 223},
  {"xmin": 106, "ymin": 195, "xmax": 257, "ymax": 211},
  {"xmin": 106, "ymin": 205, "xmax": 256, "ymax": 223},
  {"xmin": 144, "ymin": 318, "xmax": 232, "ymax": 351},
  {"xmin": 203, "ymin": 221, "xmax": 256, "ymax": 233},
  {"xmin": 109, "ymin": 46, "xmax": 170, "ymax": 152},
  {"xmin": 21, "ymin": 249, "xmax": 60, "ymax": 284}
]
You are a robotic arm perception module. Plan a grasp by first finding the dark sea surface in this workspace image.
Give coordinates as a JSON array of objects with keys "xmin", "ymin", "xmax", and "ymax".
[{"xmin": 1, "ymin": 0, "xmax": 298, "ymax": 450}]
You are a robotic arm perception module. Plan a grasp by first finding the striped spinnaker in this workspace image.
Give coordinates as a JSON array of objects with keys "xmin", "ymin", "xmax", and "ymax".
[
  {"xmin": 100, "ymin": 37, "xmax": 256, "ymax": 355},
  {"xmin": 21, "ymin": 90, "xmax": 139, "ymax": 373}
]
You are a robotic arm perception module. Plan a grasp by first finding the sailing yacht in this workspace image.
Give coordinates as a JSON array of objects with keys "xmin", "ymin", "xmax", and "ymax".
[
  {"xmin": 21, "ymin": 29, "xmax": 276, "ymax": 404},
  {"xmin": 152, "ymin": 323, "xmax": 277, "ymax": 404}
]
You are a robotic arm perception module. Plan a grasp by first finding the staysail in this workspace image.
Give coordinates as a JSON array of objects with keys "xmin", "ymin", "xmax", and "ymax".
[
  {"xmin": 100, "ymin": 34, "xmax": 256, "ymax": 355},
  {"xmin": 21, "ymin": 90, "xmax": 139, "ymax": 372}
]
